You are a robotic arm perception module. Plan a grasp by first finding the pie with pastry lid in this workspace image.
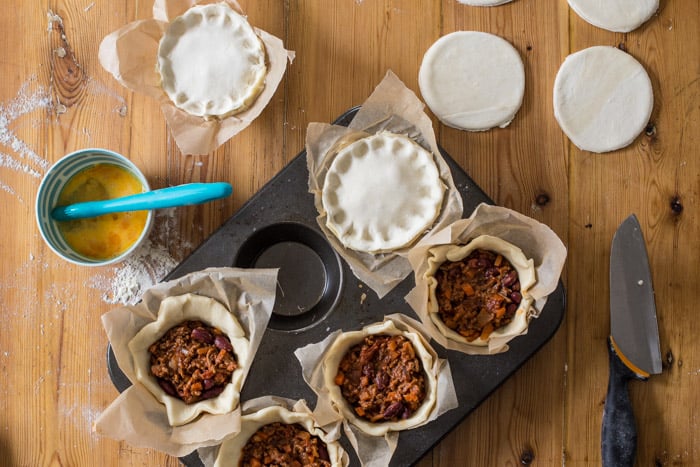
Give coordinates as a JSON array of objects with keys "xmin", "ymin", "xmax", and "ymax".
[
  {"xmin": 321, "ymin": 132, "xmax": 446, "ymax": 254},
  {"xmin": 157, "ymin": 3, "xmax": 267, "ymax": 119}
]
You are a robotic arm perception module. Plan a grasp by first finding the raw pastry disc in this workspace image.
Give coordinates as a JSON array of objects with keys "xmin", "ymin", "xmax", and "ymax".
[
  {"xmin": 568, "ymin": 0, "xmax": 659, "ymax": 33},
  {"xmin": 418, "ymin": 31, "xmax": 525, "ymax": 131},
  {"xmin": 457, "ymin": 0, "xmax": 514, "ymax": 6},
  {"xmin": 157, "ymin": 3, "xmax": 267, "ymax": 119},
  {"xmin": 321, "ymin": 132, "xmax": 445, "ymax": 254},
  {"xmin": 553, "ymin": 46, "xmax": 653, "ymax": 153}
]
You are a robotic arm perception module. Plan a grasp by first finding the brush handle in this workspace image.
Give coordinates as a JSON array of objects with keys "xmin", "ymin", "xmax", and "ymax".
[{"xmin": 51, "ymin": 182, "xmax": 233, "ymax": 221}]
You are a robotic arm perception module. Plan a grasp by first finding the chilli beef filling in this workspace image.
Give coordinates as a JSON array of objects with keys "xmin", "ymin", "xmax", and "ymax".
[
  {"xmin": 148, "ymin": 320, "xmax": 238, "ymax": 404},
  {"xmin": 435, "ymin": 248, "xmax": 522, "ymax": 342},
  {"xmin": 239, "ymin": 422, "xmax": 331, "ymax": 467},
  {"xmin": 334, "ymin": 334, "xmax": 426, "ymax": 423}
]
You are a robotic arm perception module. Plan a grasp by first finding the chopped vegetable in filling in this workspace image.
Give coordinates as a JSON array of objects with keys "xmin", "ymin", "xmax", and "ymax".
[
  {"xmin": 148, "ymin": 320, "xmax": 237, "ymax": 404},
  {"xmin": 435, "ymin": 248, "xmax": 522, "ymax": 341},
  {"xmin": 239, "ymin": 422, "xmax": 331, "ymax": 467},
  {"xmin": 335, "ymin": 334, "xmax": 426, "ymax": 423}
]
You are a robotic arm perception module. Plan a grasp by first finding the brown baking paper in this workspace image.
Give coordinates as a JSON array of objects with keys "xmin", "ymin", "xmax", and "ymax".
[
  {"xmin": 94, "ymin": 266, "xmax": 278, "ymax": 457},
  {"xmin": 196, "ymin": 396, "xmax": 349, "ymax": 466},
  {"xmin": 294, "ymin": 314, "xmax": 459, "ymax": 467},
  {"xmin": 98, "ymin": 0, "xmax": 294, "ymax": 155},
  {"xmin": 306, "ymin": 70, "xmax": 464, "ymax": 299},
  {"xmin": 405, "ymin": 203, "xmax": 567, "ymax": 355}
]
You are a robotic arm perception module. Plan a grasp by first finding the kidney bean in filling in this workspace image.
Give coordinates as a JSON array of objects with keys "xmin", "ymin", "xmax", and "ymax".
[
  {"xmin": 434, "ymin": 248, "xmax": 523, "ymax": 342},
  {"xmin": 334, "ymin": 334, "xmax": 426, "ymax": 423},
  {"xmin": 239, "ymin": 422, "xmax": 331, "ymax": 467},
  {"xmin": 148, "ymin": 320, "xmax": 238, "ymax": 404}
]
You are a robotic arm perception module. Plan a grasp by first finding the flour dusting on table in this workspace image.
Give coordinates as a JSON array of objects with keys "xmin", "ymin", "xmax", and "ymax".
[
  {"xmin": 90, "ymin": 208, "xmax": 189, "ymax": 305},
  {"xmin": 0, "ymin": 77, "xmax": 52, "ymax": 185}
]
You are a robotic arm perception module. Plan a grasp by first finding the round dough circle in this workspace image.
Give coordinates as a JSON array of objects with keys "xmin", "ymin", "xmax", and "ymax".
[
  {"xmin": 567, "ymin": 0, "xmax": 659, "ymax": 33},
  {"xmin": 418, "ymin": 31, "xmax": 525, "ymax": 131},
  {"xmin": 553, "ymin": 46, "xmax": 653, "ymax": 153},
  {"xmin": 157, "ymin": 3, "xmax": 267, "ymax": 119},
  {"xmin": 322, "ymin": 132, "xmax": 445, "ymax": 253}
]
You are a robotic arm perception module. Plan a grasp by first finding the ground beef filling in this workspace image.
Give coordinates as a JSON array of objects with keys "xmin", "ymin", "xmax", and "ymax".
[
  {"xmin": 239, "ymin": 422, "xmax": 331, "ymax": 467},
  {"xmin": 435, "ymin": 248, "xmax": 522, "ymax": 342},
  {"xmin": 148, "ymin": 320, "xmax": 238, "ymax": 404},
  {"xmin": 334, "ymin": 334, "xmax": 426, "ymax": 423}
]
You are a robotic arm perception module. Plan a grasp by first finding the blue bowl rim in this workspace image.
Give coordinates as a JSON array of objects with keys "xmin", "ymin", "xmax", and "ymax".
[{"xmin": 35, "ymin": 148, "xmax": 154, "ymax": 267}]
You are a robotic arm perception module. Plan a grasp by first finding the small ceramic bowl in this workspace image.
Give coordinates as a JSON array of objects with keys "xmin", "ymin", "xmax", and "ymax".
[{"xmin": 35, "ymin": 148, "xmax": 153, "ymax": 266}]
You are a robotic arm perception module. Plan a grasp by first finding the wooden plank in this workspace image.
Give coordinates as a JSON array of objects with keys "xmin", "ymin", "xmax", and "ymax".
[
  {"xmin": 0, "ymin": 1, "xmax": 698, "ymax": 466},
  {"xmin": 566, "ymin": 0, "xmax": 700, "ymax": 465},
  {"xmin": 419, "ymin": 2, "xmax": 570, "ymax": 466},
  {"xmin": 284, "ymin": 0, "xmax": 441, "ymax": 155}
]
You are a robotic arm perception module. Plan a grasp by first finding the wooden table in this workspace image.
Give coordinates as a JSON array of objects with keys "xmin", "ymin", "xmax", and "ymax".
[{"xmin": 1, "ymin": 1, "xmax": 697, "ymax": 465}]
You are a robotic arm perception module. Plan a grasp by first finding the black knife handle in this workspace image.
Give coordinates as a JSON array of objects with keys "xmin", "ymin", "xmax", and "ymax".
[{"xmin": 601, "ymin": 337, "xmax": 645, "ymax": 467}]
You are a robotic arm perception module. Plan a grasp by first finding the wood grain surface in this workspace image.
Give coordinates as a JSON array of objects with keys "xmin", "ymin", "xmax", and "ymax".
[{"xmin": 1, "ymin": 0, "xmax": 698, "ymax": 466}]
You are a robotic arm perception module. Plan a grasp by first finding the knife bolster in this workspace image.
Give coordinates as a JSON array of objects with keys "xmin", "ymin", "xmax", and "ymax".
[{"xmin": 610, "ymin": 336, "xmax": 651, "ymax": 379}]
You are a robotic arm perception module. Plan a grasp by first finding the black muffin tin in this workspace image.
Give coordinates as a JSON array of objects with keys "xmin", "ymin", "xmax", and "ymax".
[{"xmin": 108, "ymin": 108, "xmax": 566, "ymax": 466}]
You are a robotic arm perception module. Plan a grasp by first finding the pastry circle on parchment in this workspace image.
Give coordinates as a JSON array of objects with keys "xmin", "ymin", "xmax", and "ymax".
[
  {"xmin": 214, "ymin": 404, "xmax": 346, "ymax": 467},
  {"xmin": 553, "ymin": 46, "xmax": 653, "ymax": 153},
  {"xmin": 424, "ymin": 235, "xmax": 536, "ymax": 347},
  {"xmin": 128, "ymin": 293, "xmax": 250, "ymax": 426},
  {"xmin": 418, "ymin": 31, "xmax": 525, "ymax": 131},
  {"xmin": 567, "ymin": 0, "xmax": 659, "ymax": 33},
  {"xmin": 321, "ymin": 132, "xmax": 445, "ymax": 254},
  {"xmin": 157, "ymin": 3, "xmax": 267, "ymax": 119},
  {"xmin": 321, "ymin": 320, "xmax": 438, "ymax": 436}
]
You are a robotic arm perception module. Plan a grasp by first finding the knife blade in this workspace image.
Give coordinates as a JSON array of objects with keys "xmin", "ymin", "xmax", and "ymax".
[{"xmin": 601, "ymin": 214, "xmax": 662, "ymax": 467}]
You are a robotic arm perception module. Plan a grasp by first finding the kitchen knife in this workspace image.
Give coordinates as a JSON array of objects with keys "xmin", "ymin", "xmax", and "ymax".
[{"xmin": 601, "ymin": 214, "xmax": 662, "ymax": 467}]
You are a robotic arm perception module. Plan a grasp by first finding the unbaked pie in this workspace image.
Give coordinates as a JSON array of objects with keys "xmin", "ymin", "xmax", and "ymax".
[
  {"xmin": 129, "ymin": 293, "xmax": 250, "ymax": 426},
  {"xmin": 157, "ymin": 3, "xmax": 267, "ymax": 119},
  {"xmin": 321, "ymin": 132, "xmax": 445, "ymax": 254}
]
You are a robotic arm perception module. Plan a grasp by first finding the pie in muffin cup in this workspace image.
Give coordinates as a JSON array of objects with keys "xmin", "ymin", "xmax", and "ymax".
[
  {"xmin": 205, "ymin": 397, "xmax": 348, "ymax": 467},
  {"xmin": 128, "ymin": 293, "xmax": 250, "ymax": 426},
  {"xmin": 294, "ymin": 315, "xmax": 458, "ymax": 465},
  {"xmin": 94, "ymin": 267, "xmax": 277, "ymax": 457},
  {"xmin": 406, "ymin": 203, "xmax": 567, "ymax": 354}
]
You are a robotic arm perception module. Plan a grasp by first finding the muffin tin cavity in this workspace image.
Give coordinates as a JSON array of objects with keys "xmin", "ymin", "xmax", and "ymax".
[{"xmin": 234, "ymin": 222, "xmax": 343, "ymax": 331}]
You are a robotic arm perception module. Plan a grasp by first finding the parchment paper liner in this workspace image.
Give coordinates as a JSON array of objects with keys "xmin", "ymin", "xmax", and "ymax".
[
  {"xmin": 405, "ymin": 203, "xmax": 567, "ymax": 355},
  {"xmin": 294, "ymin": 314, "xmax": 459, "ymax": 467},
  {"xmin": 306, "ymin": 70, "xmax": 464, "ymax": 298},
  {"xmin": 197, "ymin": 396, "xmax": 350, "ymax": 467},
  {"xmin": 98, "ymin": 0, "xmax": 295, "ymax": 155},
  {"xmin": 94, "ymin": 266, "xmax": 278, "ymax": 457}
]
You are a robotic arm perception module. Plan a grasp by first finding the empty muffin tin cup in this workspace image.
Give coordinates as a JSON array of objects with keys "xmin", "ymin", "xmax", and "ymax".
[{"xmin": 234, "ymin": 222, "xmax": 343, "ymax": 331}]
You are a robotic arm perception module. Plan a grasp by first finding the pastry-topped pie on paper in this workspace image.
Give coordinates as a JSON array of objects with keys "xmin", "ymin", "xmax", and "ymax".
[
  {"xmin": 321, "ymin": 132, "xmax": 446, "ymax": 254},
  {"xmin": 128, "ymin": 293, "xmax": 250, "ymax": 426},
  {"xmin": 157, "ymin": 3, "xmax": 267, "ymax": 119}
]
